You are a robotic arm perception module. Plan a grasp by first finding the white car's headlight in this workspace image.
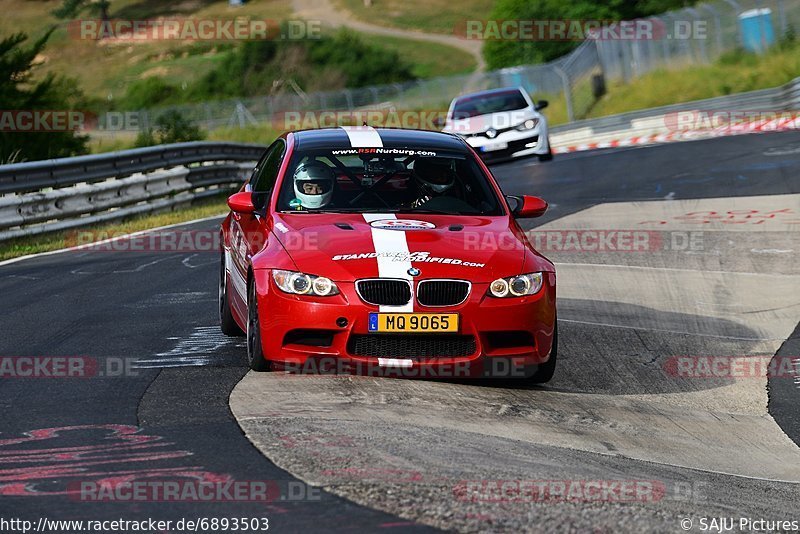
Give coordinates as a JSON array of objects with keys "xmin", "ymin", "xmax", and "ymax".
[
  {"xmin": 273, "ymin": 269, "xmax": 339, "ymax": 296},
  {"xmin": 516, "ymin": 118, "xmax": 539, "ymax": 131},
  {"xmin": 487, "ymin": 272, "xmax": 543, "ymax": 298}
]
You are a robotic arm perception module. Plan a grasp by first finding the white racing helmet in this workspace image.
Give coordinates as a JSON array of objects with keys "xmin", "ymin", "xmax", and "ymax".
[{"xmin": 293, "ymin": 160, "xmax": 334, "ymax": 209}]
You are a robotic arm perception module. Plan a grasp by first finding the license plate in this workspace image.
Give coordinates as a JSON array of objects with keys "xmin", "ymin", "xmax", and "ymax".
[
  {"xmin": 368, "ymin": 313, "xmax": 459, "ymax": 333},
  {"xmin": 480, "ymin": 141, "xmax": 507, "ymax": 152}
]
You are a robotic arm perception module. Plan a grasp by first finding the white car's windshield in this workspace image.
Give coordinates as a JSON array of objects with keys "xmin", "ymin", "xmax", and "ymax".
[{"xmin": 452, "ymin": 89, "xmax": 529, "ymax": 119}]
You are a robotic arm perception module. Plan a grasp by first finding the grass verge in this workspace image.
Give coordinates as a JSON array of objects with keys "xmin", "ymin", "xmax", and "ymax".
[
  {"xmin": 0, "ymin": 192, "xmax": 230, "ymax": 261},
  {"xmin": 358, "ymin": 34, "xmax": 476, "ymax": 78},
  {"xmin": 587, "ymin": 42, "xmax": 800, "ymax": 118},
  {"xmin": 331, "ymin": 0, "xmax": 494, "ymax": 35},
  {"xmin": 88, "ymin": 123, "xmax": 278, "ymax": 154}
]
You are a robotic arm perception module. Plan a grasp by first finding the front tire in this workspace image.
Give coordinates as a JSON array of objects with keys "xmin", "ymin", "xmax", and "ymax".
[
  {"xmin": 246, "ymin": 278, "xmax": 272, "ymax": 372},
  {"xmin": 529, "ymin": 322, "xmax": 557, "ymax": 383},
  {"xmin": 220, "ymin": 250, "xmax": 244, "ymax": 337},
  {"xmin": 538, "ymin": 142, "xmax": 553, "ymax": 162}
]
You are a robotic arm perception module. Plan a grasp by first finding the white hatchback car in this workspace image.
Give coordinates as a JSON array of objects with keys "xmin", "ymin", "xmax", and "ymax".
[{"xmin": 442, "ymin": 87, "xmax": 551, "ymax": 162}]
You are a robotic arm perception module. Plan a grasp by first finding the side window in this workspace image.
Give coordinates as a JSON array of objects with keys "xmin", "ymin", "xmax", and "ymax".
[{"xmin": 251, "ymin": 140, "xmax": 286, "ymax": 193}]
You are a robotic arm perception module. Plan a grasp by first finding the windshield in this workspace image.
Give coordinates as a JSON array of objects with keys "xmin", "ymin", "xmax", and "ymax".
[
  {"xmin": 277, "ymin": 147, "xmax": 503, "ymax": 215},
  {"xmin": 452, "ymin": 89, "xmax": 529, "ymax": 119}
]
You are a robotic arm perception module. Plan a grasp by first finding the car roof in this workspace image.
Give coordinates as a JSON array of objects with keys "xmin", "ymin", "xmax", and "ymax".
[{"xmin": 292, "ymin": 127, "xmax": 468, "ymax": 152}]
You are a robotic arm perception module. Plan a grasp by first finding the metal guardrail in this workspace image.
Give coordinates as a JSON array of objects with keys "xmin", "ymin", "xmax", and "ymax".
[
  {"xmin": 0, "ymin": 142, "xmax": 265, "ymax": 195},
  {"xmin": 0, "ymin": 142, "xmax": 266, "ymax": 242}
]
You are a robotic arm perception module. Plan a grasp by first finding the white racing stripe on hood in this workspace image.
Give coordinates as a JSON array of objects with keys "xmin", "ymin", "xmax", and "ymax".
[
  {"xmin": 341, "ymin": 125, "xmax": 383, "ymax": 147},
  {"xmin": 363, "ymin": 213, "xmax": 414, "ymax": 313}
]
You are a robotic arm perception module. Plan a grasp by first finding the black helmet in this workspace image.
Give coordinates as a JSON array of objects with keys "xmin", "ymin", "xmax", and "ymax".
[{"xmin": 413, "ymin": 158, "xmax": 454, "ymax": 195}]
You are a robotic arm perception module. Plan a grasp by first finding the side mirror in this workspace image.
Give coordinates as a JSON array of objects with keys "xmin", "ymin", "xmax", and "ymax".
[
  {"xmin": 433, "ymin": 116, "xmax": 446, "ymax": 128},
  {"xmin": 227, "ymin": 191, "xmax": 256, "ymax": 214},
  {"xmin": 534, "ymin": 100, "xmax": 549, "ymax": 111},
  {"xmin": 508, "ymin": 195, "xmax": 548, "ymax": 218}
]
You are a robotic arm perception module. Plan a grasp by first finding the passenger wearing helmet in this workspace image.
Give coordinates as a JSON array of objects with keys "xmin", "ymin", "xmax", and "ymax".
[
  {"xmin": 291, "ymin": 160, "xmax": 335, "ymax": 209},
  {"xmin": 409, "ymin": 157, "xmax": 456, "ymax": 208}
]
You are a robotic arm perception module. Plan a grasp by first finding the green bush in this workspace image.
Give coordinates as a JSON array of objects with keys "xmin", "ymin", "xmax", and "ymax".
[
  {"xmin": 121, "ymin": 77, "xmax": 180, "ymax": 110},
  {"xmin": 187, "ymin": 39, "xmax": 279, "ymax": 101},
  {"xmin": 122, "ymin": 28, "xmax": 417, "ymax": 108},
  {"xmin": 307, "ymin": 29, "xmax": 414, "ymax": 87},
  {"xmin": 134, "ymin": 110, "xmax": 205, "ymax": 147}
]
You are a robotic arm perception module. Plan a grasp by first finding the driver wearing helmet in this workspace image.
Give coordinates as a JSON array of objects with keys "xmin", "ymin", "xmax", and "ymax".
[
  {"xmin": 409, "ymin": 157, "xmax": 456, "ymax": 208},
  {"xmin": 291, "ymin": 160, "xmax": 335, "ymax": 209}
]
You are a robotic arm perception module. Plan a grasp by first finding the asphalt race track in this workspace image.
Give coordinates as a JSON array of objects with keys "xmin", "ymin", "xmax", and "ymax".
[{"xmin": 1, "ymin": 131, "xmax": 799, "ymax": 532}]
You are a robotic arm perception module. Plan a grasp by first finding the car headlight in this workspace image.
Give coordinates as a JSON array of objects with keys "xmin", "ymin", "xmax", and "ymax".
[
  {"xmin": 273, "ymin": 269, "xmax": 339, "ymax": 296},
  {"xmin": 516, "ymin": 118, "xmax": 539, "ymax": 131},
  {"xmin": 487, "ymin": 273, "xmax": 543, "ymax": 298}
]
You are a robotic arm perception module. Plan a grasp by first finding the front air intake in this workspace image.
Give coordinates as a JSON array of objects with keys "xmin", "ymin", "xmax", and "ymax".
[
  {"xmin": 417, "ymin": 280, "xmax": 470, "ymax": 307},
  {"xmin": 356, "ymin": 279, "xmax": 412, "ymax": 306}
]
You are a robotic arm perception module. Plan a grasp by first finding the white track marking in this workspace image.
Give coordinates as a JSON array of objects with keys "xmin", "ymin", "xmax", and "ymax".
[
  {"xmin": 134, "ymin": 325, "xmax": 244, "ymax": 368},
  {"xmin": 0, "ymin": 214, "xmax": 226, "ymax": 268},
  {"xmin": 69, "ymin": 254, "xmax": 184, "ymax": 275},
  {"xmin": 751, "ymin": 248, "xmax": 794, "ymax": 254},
  {"xmin": 794, "ymin": 359, "xmax": 800, "ymax": 389}
]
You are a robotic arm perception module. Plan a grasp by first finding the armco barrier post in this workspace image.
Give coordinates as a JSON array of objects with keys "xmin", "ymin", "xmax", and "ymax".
[
  {"xmin": 553, "ymin": 66, "xmax": 574, "ymax": 123},
  {"xmin": 686, "ymin": 8, "xmax": 709, "ymax": 63},
  {"xmin": 701, "ymin": 4, "xmax": 724, "ymax": 57},
  {"xmin": 723, "ymin": 0, "xmax": 744, "ymax": 46}
]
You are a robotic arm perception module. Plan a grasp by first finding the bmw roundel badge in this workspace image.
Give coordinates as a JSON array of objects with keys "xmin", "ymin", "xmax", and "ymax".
[{"xmin": 408, "ymin": 267, "xmax": 421, "ymax": 276}]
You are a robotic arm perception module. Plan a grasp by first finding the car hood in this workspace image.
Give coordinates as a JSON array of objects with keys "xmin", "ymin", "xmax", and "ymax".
[
  {"xmin": 270, "ymin": 213, "xmax": 547, "ymax": 283},
  {"xmin": 444, "ymin": 109, "xmax": 537, "ymax": 135}
]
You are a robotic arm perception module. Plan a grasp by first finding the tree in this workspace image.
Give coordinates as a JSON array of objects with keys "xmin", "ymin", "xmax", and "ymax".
[
  {"xmin": 483, "ymin": 0, "xmax": 699, "ymax": 69},
  {"xmin": 53, "ymin": 0, "xmax": 111, "ymax": 20},
  {"xmin": 0, "ymin": 31, "xmax": 89, "ymax": 163}
]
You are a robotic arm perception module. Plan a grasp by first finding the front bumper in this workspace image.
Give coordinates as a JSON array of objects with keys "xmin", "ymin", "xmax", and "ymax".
[
  {"xmin": 465, "ymin": 125, "xmax": 549, "ymax": 161},
  {"xmin": 253, "ymin": 270, "xmax": 557, "ymax": 378}
]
